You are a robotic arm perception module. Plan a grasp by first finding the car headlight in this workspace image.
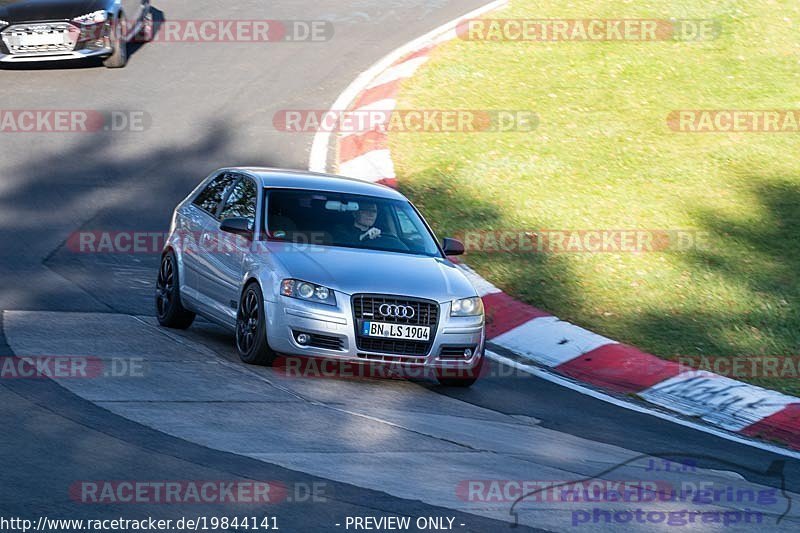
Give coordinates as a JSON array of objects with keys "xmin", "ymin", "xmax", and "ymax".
[
  {"xmin": 450, "ymin": 297, "xmax": 484, "ymax": 317},
  {"xmin": 281, "ymin": 279, "xmax": 336, "ymax": 306},
  {"xmin": 0, "ymin": 20, "xmax": 8, "ymax": 30},
  {"xmin": 73, "ymin": 10, "xmax": 108, "ymax": 25}
]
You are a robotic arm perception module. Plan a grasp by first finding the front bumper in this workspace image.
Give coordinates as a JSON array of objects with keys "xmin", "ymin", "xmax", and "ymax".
[
  {"xmin": 265, "ymin": 294, "xmax": 485, "ymax": 370},
  {"xmin": 0, "ymin": 20, "xmax": 113, "ymax": 63},
  {"xmin": 0, "ymin": 47, "xmax": 111, "ymax": 62}
]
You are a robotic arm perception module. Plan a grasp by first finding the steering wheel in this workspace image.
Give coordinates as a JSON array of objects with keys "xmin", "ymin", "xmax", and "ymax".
[{"xmin": 376, "ymin": 233, "xmax": 410, "ymax": 251}]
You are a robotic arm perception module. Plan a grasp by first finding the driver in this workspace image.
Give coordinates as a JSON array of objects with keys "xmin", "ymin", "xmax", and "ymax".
[{"xmin": 336, "ymin": 201, "xmax": 382, "ymax": 243}]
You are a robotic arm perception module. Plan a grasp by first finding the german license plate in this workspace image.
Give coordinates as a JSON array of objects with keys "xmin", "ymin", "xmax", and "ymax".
[
  {"xmin": 20, "ymin": 31, "xmax": 63, "ymax": 47},
  {"xmin": 361, "ymin": 321, "xmax": 430, "ymax": 341}
]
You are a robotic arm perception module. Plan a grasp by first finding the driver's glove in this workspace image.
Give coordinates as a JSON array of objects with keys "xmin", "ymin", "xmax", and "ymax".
[{"xmin": 359, "ymin": 227, "xmax": 382, "ymax": 241}]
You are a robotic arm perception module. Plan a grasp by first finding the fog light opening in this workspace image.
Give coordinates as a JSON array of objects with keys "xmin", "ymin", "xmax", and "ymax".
[
  {"xmin": 464, "ymin": 348, "xmax": 473, "ymax": 358},
  {"xmin": 296, "ymin": 333, "xmax": 310, "ymax": 345}
]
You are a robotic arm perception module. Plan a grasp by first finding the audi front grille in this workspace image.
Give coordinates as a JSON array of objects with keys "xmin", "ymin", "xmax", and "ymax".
[
  {"xmin": 351, "ymin": 294, "xmax": 439, "ymax": 357},
  {"xmin": 1, "ymin": 23, "xmax": 79, "ymax": 55}
]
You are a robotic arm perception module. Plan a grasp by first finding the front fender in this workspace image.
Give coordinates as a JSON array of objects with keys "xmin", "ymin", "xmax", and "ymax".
[{"xmin": 241, "ymin": 251, "xmax": 286, "ymax": 304}]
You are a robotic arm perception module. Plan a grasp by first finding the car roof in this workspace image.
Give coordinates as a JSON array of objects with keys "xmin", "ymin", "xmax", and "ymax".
[{"xmin": 221, "ymin": 167, "xmax": 407, "ymax": 201}]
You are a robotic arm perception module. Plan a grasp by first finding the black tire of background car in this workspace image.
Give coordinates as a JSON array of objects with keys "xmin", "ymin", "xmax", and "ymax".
[{"xmin": 103, "ymin": 13, "xmax": 128, "ymax": 68}]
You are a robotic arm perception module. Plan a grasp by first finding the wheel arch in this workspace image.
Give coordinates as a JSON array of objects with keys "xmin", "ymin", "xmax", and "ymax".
[
  {"xmin": 160, "ymin": 245, "xmax": 188, "ymax": 293},
  {"xmin": 238, "ymin": 276, "xmax": 264, "ymax": 308},
  {"xmin": 240, "ymin": 265, "xmax": 281, "ymax": 303}
]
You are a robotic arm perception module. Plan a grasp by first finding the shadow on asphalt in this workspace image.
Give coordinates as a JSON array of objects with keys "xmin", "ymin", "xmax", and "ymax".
[{"xmin": 0, "ymin": 119, "xmax": 279, "ymax": 313}]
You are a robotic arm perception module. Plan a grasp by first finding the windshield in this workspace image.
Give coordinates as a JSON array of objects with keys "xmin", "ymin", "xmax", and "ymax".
[{"xmin": 266, "ymin": 189, "xmax": 442, "ymax": 257}]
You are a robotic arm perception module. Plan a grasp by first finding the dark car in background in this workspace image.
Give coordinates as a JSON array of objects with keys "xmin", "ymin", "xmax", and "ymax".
[{"xmin": 0, "ymin": 0, "xmax": 152, "ymax": 67}]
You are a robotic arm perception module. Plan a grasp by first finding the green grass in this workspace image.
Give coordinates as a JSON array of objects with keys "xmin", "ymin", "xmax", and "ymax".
[{"xmin": 390, "ymin": 0, "xmax": 800, "ymax": 395}]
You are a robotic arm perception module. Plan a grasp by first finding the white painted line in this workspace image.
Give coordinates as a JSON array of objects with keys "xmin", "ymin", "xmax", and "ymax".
[
  {"xmin": 430, "ymin": 28, "xmax": 460, "ymax": 46},
  {"xmin": 337, "ymin": 149, "xmax": 395, "ymax": 181},
  {"xmin": 492, "ymin": 316, "xmax": 616, "ymax": 367},
  {"xmin": 352, "ymin": 97, "xmax": 399, "ymax": 114},
  {"xmin": 337, "ymin": 98, "xmax": 399, "ymax": 139},
  {"xmin": 639, "ymin": 371, "xmax": 798, "ymax": 432},
  {"xmin": 308, "ymin": 0, "xmax": 510, "ymax": 174},
  {"xmin": 365, "ymin": 56, "xmax": 430, "ymax": 89},
  {"xmin": 486, "ymin": 351, "xmax": 800, "ymax": 460}
]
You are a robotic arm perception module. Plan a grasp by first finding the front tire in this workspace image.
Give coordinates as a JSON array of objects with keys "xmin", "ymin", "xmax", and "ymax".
[
  {"xmin": 236, "ymin": 283, "xmax": 278, "ymax": 366},
  {"xmin": 155, "ymin": 250, "xmax": 196, "ymax": 329},
  {"xmin": 103, "ymin": 14, "xmax": 129, "ymax": 68}
]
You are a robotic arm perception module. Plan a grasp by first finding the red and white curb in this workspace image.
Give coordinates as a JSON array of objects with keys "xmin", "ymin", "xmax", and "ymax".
[{"xmin": 308, "ymin": 0, "xmax": 800, "ymax": 452}]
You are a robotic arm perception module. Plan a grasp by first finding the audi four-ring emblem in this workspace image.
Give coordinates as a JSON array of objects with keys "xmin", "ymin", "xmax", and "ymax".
[{"xmin": 379, "ymin": 304, "xmax": 415, "ymax": 319}]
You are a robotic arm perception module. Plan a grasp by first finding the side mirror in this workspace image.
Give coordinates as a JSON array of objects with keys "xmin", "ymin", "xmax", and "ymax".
[
  {"xmin": 220, "ymin": 217, "xmax": 254, "ymax": 239},
  {"xmin": 442, "ymin": 237, "xmax": 465, "ymax": 256}
]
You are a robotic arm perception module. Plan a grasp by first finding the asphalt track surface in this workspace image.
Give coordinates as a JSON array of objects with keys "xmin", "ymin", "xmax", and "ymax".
[{"xmin": 1, "ymin": 1, "xmax": 799, "ymax": 532}]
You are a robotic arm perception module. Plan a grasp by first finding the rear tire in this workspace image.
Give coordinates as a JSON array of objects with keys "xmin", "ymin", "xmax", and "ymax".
[
  {"xmin": 103, "ymin": 13, "xmax": 128, "ymax": 68},
  {"xmin": 435, "ymin": 355, "xmax": 484, "ymax": 388},
  {"xmin": 155, "ymin": 250, "xmax": 196, "ymax": 329},
  {"xmin": 236, "ymin": 283, "xmax": 278, "ymax": 366}
]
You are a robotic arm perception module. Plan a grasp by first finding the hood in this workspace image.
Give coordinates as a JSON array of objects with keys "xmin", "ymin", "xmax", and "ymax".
[
  {"xmin": 266, "ymin": 243, "xmax": 477, "ymax": 303},
  {"xmin": 0, "ymin": 0, "xmax": 106, "ymax": 24}
]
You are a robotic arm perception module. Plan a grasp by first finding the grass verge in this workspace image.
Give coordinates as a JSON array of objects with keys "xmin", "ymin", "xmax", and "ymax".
[{"xmin": 390, "ymin": 0, "xmax": 800, "ymax": 395}]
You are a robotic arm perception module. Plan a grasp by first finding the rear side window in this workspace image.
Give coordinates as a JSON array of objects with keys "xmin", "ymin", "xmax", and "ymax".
[
  {"xmin": 193, "ymin": 173, "xmax": 237, "ymax": 216},
  {"xmin": 219, "ymin": 178, "xmax": 257, "ymax": 221}
]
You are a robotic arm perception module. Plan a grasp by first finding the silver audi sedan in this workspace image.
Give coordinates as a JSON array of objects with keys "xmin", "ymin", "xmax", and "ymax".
[{"xmin": 156, "ymin": 168, "xmax": 486, "ymax": 386}]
